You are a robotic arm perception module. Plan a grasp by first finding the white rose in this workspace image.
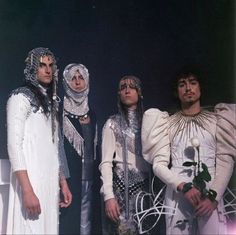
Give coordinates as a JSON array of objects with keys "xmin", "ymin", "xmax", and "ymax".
[{"xmin": 191, "ymin": 137, "xmax": 200, "ymax": 148}]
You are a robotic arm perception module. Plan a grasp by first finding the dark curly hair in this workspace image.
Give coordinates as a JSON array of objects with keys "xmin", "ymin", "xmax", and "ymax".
[{"xmin": 172, "ymin": 64, "xmax": 207, "ymax": 107}]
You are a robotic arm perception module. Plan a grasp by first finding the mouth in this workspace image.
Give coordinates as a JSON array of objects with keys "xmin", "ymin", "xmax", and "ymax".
[{"xmin": 184, "ymin": 92, "xmax": 194, "ymax": 97}]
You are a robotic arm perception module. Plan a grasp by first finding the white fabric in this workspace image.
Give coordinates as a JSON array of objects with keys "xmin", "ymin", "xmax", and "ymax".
[
  {"xmin": 0, "ymin": 159, "xmax": 10, "ymax": 185},
  {"xmin": 99, "ymin": 118, "xmax": 150, "ymax": 201},
  {"xmin": 143, "ymin": 110, "xmax": 217, "ymax": 191},
  {"xmin": 165, "ymin": 190, "xmax": 226, "ymax": 235},
  {"xmin": 0, "ymin": 159, "xmax": 11, "ymax": 234},
  {"xmin": 6, "ymin": 93, "xmax": 60, "ymax": 235},
  {"xmin": 166, "ymin": 112, "xmax": 226, "ymax": 235},
  {"xmin": 142, "ymin": 109, "xmax": 226, "ymax": 235},
  {"xmin": 142, "ymin": 109, "xmax": 172, "ymax": 186},
  {"xmin": 168, "ymin": 113, "xmax": 216, "ymax": 187},
  {"xmin": 211, "ymin": 103, "xmax": 236, "ymax": 201}
]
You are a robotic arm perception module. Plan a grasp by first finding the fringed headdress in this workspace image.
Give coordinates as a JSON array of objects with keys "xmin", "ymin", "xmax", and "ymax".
[
  {"xmin": 24, "ymin": 47, "xmax": 60, "ymax": 142},
  {"xmin": 63, "ymin": 63, "xmax": 89, "ymax": 117}
]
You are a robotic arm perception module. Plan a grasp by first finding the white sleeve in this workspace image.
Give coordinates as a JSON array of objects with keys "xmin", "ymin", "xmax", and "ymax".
[
  {"xmin": 215, "ymin": 103, "xmax": 236, "ymax": 159},
  {"xmin": 211, "ymin": 103, "xmax": 236, "ymax": 201},
  {"xmin": 142, "ymin": 108, "xmax": 182, "ymax": 191},
  {"xmin": 99, "ymin": 119, "xmax": 116, "ymax": 201},
  {"xmin": 7, "ymin": 93, "xmax": 30, "ymax": 172}
]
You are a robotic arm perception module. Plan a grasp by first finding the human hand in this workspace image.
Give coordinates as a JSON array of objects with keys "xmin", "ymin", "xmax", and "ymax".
[
  {"xmin": 59, "ymin": 179, "xmax": 72, "ymax": 208},
  {"xmin": 195, "ymin": 198, "xmax": 217, "ymax": 217},
  {"xmin": 23, "ymin": 191, "xmax": 41, "ymax": 216},
  {"xmin": 184, "ymin": 187, "xmax": 201, "ymax": 207},
  {"xmin": 105, "ymin": 198, "xmax": 121, "ymax": 222}
]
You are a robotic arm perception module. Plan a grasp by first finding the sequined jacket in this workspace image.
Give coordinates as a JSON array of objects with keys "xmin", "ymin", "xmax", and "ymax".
[{"xmin": 99, "ymin": 114, "xmax": 150, "ymax": 201}]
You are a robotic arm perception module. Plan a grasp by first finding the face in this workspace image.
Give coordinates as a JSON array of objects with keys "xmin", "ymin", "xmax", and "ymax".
[
  {"xmin": 118, "ymin": 79, "xmax": 139, "ymax": 109},
  {"xmin": 177, "ymin": 75, "xmax": 201, "ymax": 105},
  {"xmin": 37, "ymin": 56, "xmax": 54, "ymax": 85},
  {"xmin": 68, "ymin": 70, "xmax": 86, "ymax": 92}
]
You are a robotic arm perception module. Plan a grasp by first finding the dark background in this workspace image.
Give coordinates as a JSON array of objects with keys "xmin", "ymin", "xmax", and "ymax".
[
  {"xmin": 0, "ymin": 1, "xmax": 235, "ymax": 234},
  {"xmin": 0, "ymin": 0, "xmax": 235, "ymax": 159}
]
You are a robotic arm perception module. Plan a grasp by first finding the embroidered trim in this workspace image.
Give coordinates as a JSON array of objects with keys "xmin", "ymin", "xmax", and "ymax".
[
  {"xmin": 169, "ymin": 110, "xmax": 216, "ymax": 142},
  {"xmin": 63, "ymin": 116, "xmax": 84, "ymax": 157},
  {"xmin": 64, "ymin": 110, "xmax": 89, "ymax": 121}
]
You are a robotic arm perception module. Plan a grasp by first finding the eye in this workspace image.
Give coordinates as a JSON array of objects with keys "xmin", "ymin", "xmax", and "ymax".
[
  {"xmin": 129, "ymin": 84, "xmax": 137, "ymax": 89},
  {"xmin": 71, "ymin": 76, "xmax": 76, "ymax": 81},
  {"xmin": 178, "ymin": 82, "xmax": 185, "ymax": 88},
  {"xmin": 190, "ymin": 80, "xmax": 198, "ymax": 85},
  {"xmin": 120, "ymin": 84, "xmax": 127, "ymax": 90}
]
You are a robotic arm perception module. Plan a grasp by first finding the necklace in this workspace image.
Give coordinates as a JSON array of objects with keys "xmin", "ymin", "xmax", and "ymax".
[
  {"xmin": 169, "ymin": 110, "xmax": 216, "ymax": 142},
  {"xmin": 64, "ymin": 110, "xmax": 89, "ymax": 121}
]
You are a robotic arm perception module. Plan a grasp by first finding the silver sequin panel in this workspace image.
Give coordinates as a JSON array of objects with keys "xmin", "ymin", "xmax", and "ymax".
[
  {"xmin": 108, "ymin": 113, "xmax": 142, "ymax": 156},
  {"xmin": 11, "ymin": 87, "xmax": 46, "ymax": 115}
]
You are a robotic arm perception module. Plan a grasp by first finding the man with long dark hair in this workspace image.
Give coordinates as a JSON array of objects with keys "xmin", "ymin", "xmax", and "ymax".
[
  {"xmin": 6, "ymin": 47, "xmax": 72, "ymax": 234},
  {"xmin": 99, "ymin": 75, "xmax": 150, "ymax": 234}
]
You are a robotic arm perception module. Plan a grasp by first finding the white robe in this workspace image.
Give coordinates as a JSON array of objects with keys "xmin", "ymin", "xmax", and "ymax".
[{"xmin": 6, "ymin": 92, "xmax": 60, "ymax": 234}]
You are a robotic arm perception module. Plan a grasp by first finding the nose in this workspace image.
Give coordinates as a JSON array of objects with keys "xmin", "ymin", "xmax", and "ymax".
[
  {"xmin": 125, "ymin": 86, "xmax": 130, "ymax": 93},
  {"xmin": 75, "ymin": 77, "xmax": 80, "ymax": 85},
  {"xmin": 45, "ymin": 66, "xmax": 51, "ymax": 74},
  {"xmin": 185, "ymin": 82, "xmax": 191, "ymax": 91}
]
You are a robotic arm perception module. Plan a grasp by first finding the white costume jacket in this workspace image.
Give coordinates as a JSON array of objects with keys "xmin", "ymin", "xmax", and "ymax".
[{"xmin": 142, "ymin": 108, "xmax": 226, "ymax": 235}]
